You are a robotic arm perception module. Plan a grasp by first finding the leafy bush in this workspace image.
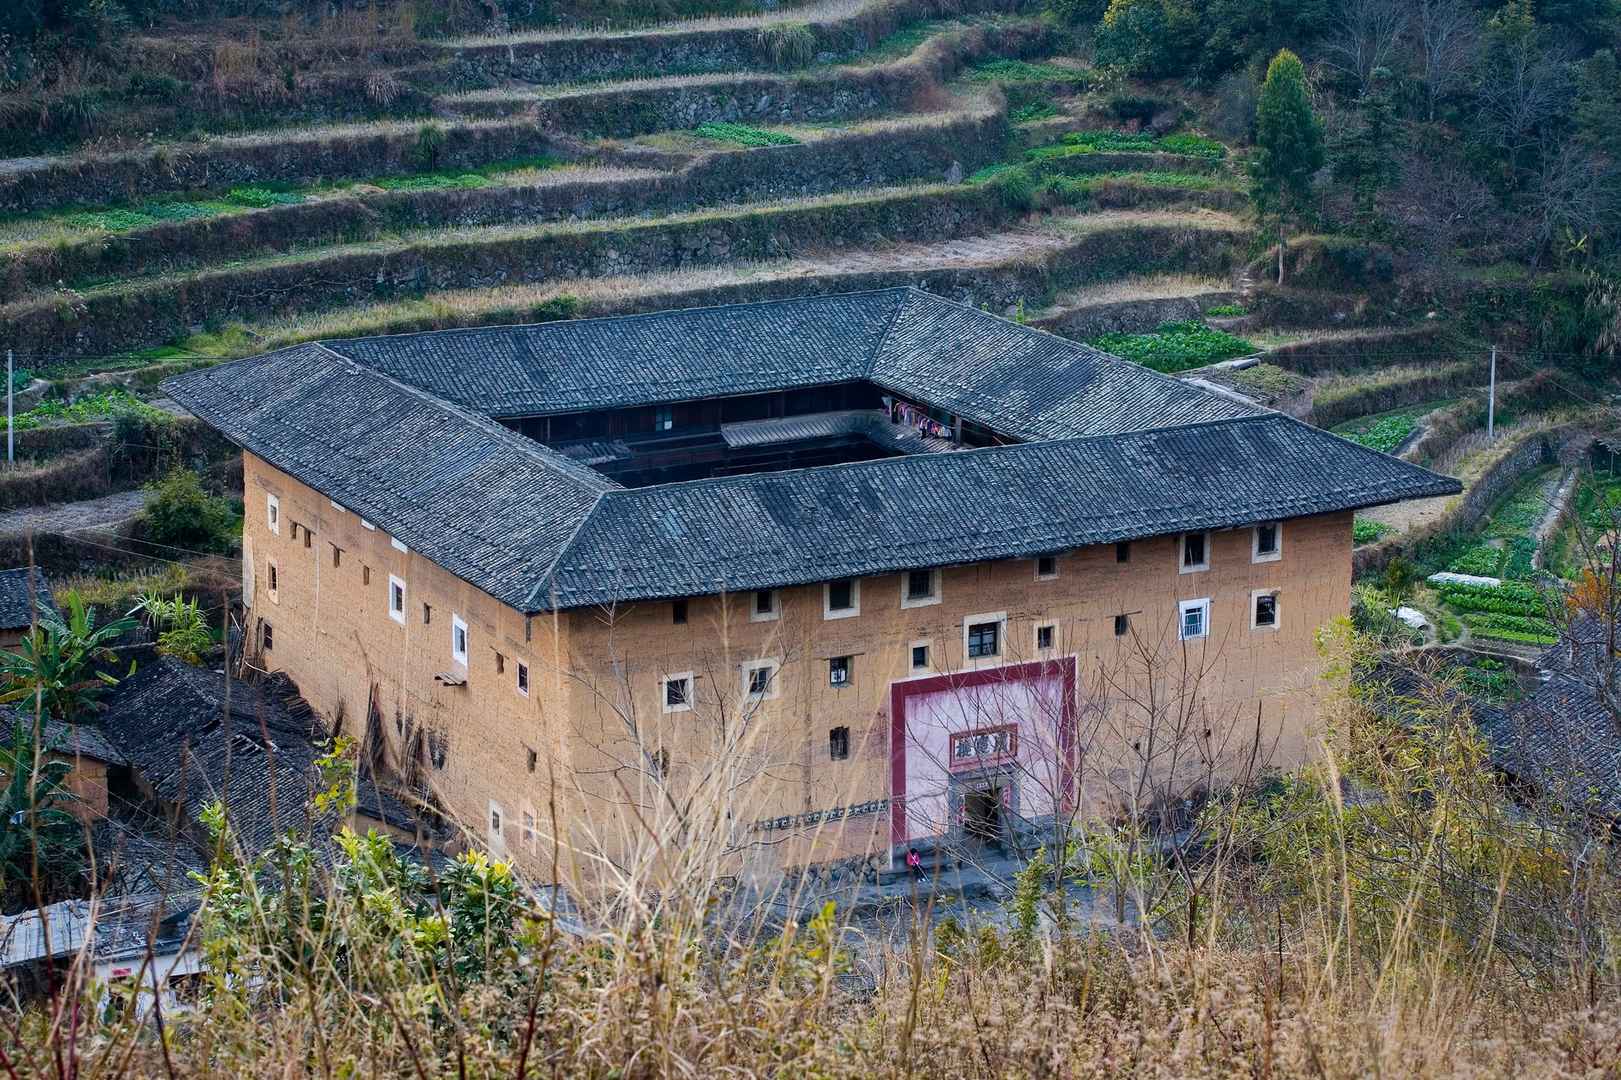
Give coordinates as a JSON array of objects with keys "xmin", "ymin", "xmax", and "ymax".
[
  {"xmin": 1089, "ymin": 320, "xmax": 1257, "ymax": 373},
  {"xmin": 1204, "ymin": 303, "xmax": 1246, "ymax": 317},
  {"xmin": 1156, "ymin": 132, "xmax": 1228, "ymax": 159},
  {"xmin": 11, "ymin": 388, "xmax": 165, "ymax": 432},
  {"xmin": 1341, "ymin": 414, "xmax": 1415, "ymax": 454},
  {"xmin": 964, "ymin": 59, "xmax": 1090, "ymax": 85},
  {"xmin": 142, "ymin": 468, "xmax": 238, "ymax": 554},
  {"xmin": 1010, "ymin": 99, "xmax": 1058, "ymax": 124},
  {"xmin": 756, "ymin": 23, "xmax": 815, "ymax": 67},
  {"xmin": 1447, "ymin": 545, "xmax": 1506, "ymax": 577},
  {"xmin": 693, "ymin": 121, "xmax": 798, "ymax": 147},
  {"xmin": 225, "ymin": 186, "xmax": 303, "ymax": 209},
  {"xmin": 131, "ymin": 591, "xmax": 214, "ymax": 664},
  {"xmin": 1352, "ymin": 519, "xmax": 1391, "ymax": 545},
  {"xmin": 1094, "ymin": 0, "xmax": 1200, "ymax": 78},
  {"xmin": 1027, "ymin": 129, "xmax": 1225, "ymax": 161}
]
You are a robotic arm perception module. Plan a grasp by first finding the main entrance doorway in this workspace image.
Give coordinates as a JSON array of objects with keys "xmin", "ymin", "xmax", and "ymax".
[{"xmin": 963, "ymin": 786, "xmax": 1003, "ymax": 844}]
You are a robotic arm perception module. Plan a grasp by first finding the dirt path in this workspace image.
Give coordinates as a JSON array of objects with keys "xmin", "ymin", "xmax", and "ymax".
[{"xmin": 0, "ymin": 490, "xmax": 149, "ymax": 537}]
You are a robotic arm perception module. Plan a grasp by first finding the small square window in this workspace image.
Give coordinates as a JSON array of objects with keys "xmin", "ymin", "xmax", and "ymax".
[
  {"xmin": 829, "ymin": 726, "xmax": 850, "ymax": 761},
  {"xmin": 1179, "ymin": 598, "xmax": 1211, "ymax": 641},
  {"xmin": 488, "ymin": 802, "xmax": 504, "ymax": 847},
  {"xmin": 526, "ymin": 747, "xmax": 537, "ymax": 772},
  {"xmin": 1253, "ymin": 522, "xmax": 1282, "ymax": 563},
  {"xmin": 825, "ymin": 579, "xmax": 858, "ymax": 618},
  {"xmin": 653, "ymin": 405, "xmax": 674, "ymax": 432},
  {"xmin": 452, "ymin": 615, "xmax": 469, "ymax": 667},
  {"xmin": 363, "ymin": 565, "xmax": 371, "ymax": 586},
  {"xmin": 423, "ymin": 603, "xmax": 432, "ymax": 625},
  {"xmin": 672, "ymin": 599, "xmax": 688, "ymax": 625},
  {"xmin": 303, "ymin": 527, "xmax": 312, "ymax": 550},
  {"xmin": 261, "ymin": 621, "xmax": 273, "ymax": 651},
  {"xmin": 1181, "ymin": 532, "xmax": 1209, "ymax": 573},
  {"xmin": 267, "ymin": 562, "xmax": 279, "ymax": 599},
  {"xmin": 829, "ymin": 656, "xmax": 851, "ymax": 687},
  {"xmin": 1035, "ymin": 555, "xmax": 1058, "ymax": 580},
  {"xmin": 521, "ymin": 809, "xmax": 537, "ymax": 851},
  {"xmin": 1114, "ymin": 614, "xmax": 1129, "ymax": 637},
  {"xmin": 911, "ymin": 643, "xmax": 930, "ymax": 670},
  {"xmin": 1036, "ymin": 624, "xmax": 1055, "ymax": 650},
  {"xmin": 1253, "ymin": 592, "xmax": 1279, "ymax": 629},
  {"xmin": 389, "ymin": 576, "xmax": 406, "ymax": 624},
  {"xmin": 1116, "ymin": 541, "xmax": 1131, "ymax": 563},
  {"xmin": 967, "ymin": 620, "xmax": 1000, "ymax": 659},
  {"xmin": 751, "ymin": 589, "xmax": 778, "ymax": 621},
  {"xmin": 517, "ymin": 661, "xmax": 530, "ymax": 697},
  {"xmin": 744, "ymin": 663, "xmax": 775, "ymax": 698},
  {"xmin": 663, "ymin": 674, "xmax": 693, "ymax": 713},
  {"xmin": 266, "ymin": 494, "xmax": 279, "ymax": 535}
]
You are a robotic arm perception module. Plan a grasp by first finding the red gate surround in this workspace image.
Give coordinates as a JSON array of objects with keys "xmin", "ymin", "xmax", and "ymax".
[{"xmin": 888, "ymin": 658, "xmax": 1078, "ymax": 845}]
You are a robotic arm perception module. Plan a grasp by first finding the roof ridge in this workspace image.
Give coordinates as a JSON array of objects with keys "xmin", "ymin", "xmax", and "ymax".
[
  {"xmin": 317, "ymin": 287, "xmax": 915, "ymax": 351},
  {"xmin": 585, "ymin": 412, "xmax": 1289, "ymax": 500},
  {"xmin": 863, "ymin": 285, "xmax": 924, "ymax": 375}
]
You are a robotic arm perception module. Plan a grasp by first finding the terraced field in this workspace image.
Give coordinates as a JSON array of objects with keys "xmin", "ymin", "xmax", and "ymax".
[{"xmin": 0, "ymin": 0, "xmax": 1574, "ymax": 597}]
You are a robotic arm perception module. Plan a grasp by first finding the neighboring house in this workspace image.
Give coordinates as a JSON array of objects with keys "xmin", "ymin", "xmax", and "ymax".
[
  {"xmin": 0, "ymin": 710, "xmax": 122, "ymax": 825},
  {"xmin": 94, "ymin": 657, "xmax": 431, "ymax": 862},
  {"xmin": 0, "ymin": 567, "xmax": 56, "ymax": 649},
  {"xmin": 0, "ymin": 892, "xmax": 199, "ymax": 1009},
  {"xmin": 162, "ymin": 287, "xmax": 1459, "ymax": 874}
]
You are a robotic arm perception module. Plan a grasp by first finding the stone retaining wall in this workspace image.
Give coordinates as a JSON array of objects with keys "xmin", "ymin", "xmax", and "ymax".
[
  {"xmin": 1032, "ymin": 292, "xmax": 1230, "ymax": 339},
  {"xmin": 5, "ymin": 107, "xmax": 1006, "ymax": 292}
]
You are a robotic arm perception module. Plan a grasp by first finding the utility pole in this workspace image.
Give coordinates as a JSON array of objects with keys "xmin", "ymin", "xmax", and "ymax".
[
  {"xmin": 6, "ymin": 350, "xmax": 12, "ymax": 465},
  {"xmin": 1487, "ymin": 345, "xmax": 1497, "ymax": 440}
]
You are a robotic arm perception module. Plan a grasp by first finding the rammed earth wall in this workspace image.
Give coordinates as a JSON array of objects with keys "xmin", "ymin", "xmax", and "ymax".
[{"xmin": 3, "ymin": 107, "xmax": 1006, "ymax": 293}]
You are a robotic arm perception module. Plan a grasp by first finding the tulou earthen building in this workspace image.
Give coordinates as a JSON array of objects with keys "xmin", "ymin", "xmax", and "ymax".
[{"xmin": 165, "ymin": 288, "xmax": 1459, "ymax": 878}]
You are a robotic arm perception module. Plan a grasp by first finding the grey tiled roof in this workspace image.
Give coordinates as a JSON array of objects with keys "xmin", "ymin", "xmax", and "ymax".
[
  {"xmin": 0, "ymin": 567, "xmax": 56, "ymax": 630},
  {"xmin": 165, "ymin": 288, "xmax": 1461, "ymax": 613},
  {"xmin": 166, "ymin": 342, "xmax": 615, "ymax": 610},
  {"xmin": 532, "ymin": 413, "xmax": 1460, "ymax": 609}
]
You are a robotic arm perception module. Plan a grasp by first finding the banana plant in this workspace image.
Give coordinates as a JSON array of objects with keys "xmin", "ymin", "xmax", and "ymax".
[{"xmin": 0, "ymin": 591, "xmax": 136, "ymax": 722}]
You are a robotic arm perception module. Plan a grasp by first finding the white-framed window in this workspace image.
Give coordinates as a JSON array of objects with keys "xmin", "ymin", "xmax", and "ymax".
[
  {"xmin": 1180, "ymin": 531, "xmax": 1210, "ymax": 573},
  {"xmin": 266, "ymin": 493, "xmax": 280, "ymax": 535},
  {"xmin": 750, "ymin": 589, "xmax": 779, "ymax": 622},
  {"xmin": 910, "ymin": 640, "xmax": 931, "ymax": 673},
  {"xmin": 388, "ymin": 575, "xmax": 407, "ymax": 625},
  {"xmin": 653, "ymin": 405, "xmax": 674, "ymax": 432},
  {"xmin": 1252, "ymin": 590, "xmax": 1280, "ymax": 630},
  {"xmin": 963, "ymin": 611, "xmax": 1007, "ymax": 661},
  {"xmin": 828, "ymin": 655, "xmax": 852, "ymax": 687},
  {"xmin": 1035, "ymin": 554, "xmax": 1059, "ymax": 580},
  {"xmin": 516, "ymin": 661, "xmax": 530, "ymax": 697},
  {"xmin": 1179, "ymin": 598, "xmax": 1211, "ymax": 641},
  {"xmin": 487, "ymin": 801, "xmax": 506, "ymax": 850},
  {"xmin": 1035, "ymin": 622, "xmax": 1056, "ymax": 652},
  {"xmin": 1252, "ymin": 521, "xmax": 1282, "ymax": 563},
  {"xmin": 740, "ymin": 658, "xmax": 780, "ymax": 701},
  {"xmin": 661, "ymin": 671, "xmax": 694, "ymax": 714},
  {"xmin": 520, "ymin": 805, "xmax": 538, "ymax": 853},
  {"xmin": 391, "ymin": 537, "xmax": 408, "ymax": 553},
  {"xmin": 823, "ymin": 578, "xmax": 860, "ymax": 620},
  {"xmin": 451, "ymin": 614, "xmax": 469, "ymax": 667},
  {"xmin": 901, "ymin": 569, "xmax": 941, "ymax": 608},
  {"xmin": 266, "ymin": 561, "xmax": 279, "ymax": 603}
]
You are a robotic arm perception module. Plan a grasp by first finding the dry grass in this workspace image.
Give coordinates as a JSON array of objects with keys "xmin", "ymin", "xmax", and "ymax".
[
  {"xmin": 443, "ymin": 0, "xmax": 865, "ymax": 46},
  {"xmin": 1047, "ymin": 273, "xmax": 1229, "ymax": 308}
]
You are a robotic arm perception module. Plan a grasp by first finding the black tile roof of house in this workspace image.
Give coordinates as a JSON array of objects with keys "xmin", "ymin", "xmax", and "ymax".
[
  {"xmin": 94, "ymin": 658, "xmax": 421, "ymax": 859},
  {"xmin": 0, "ymin": 567, "xmax": 57, "ymax": 631},
  {"xmin": 164, "ymin": 287, "xmax": 1462, "ymax": 613}
]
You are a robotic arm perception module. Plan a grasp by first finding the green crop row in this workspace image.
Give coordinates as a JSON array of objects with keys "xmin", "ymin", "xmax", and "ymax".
[
  {"xmin": 1446, "ymin": 544, "xmax": 1505, "ymax": 577},
  {"xmin": 1089, "ymin": 320, "xmax": 1255, "ymax": 373},
  {"xmin": 1353, "ymin": 519, "xmax": 1391, "ymax": 546},
  {"xmin": 1027, "ymin": 129, "xmax": 1226, "ymax": 161},
  {"xmin": 965, "ymin": 59, "xmax": 1091, "ymax": 85},
  {"xmin": 1460, "ymin": 612, "xmax": 1557, "ymax": 644},
  {"xmin": 692, "ymin": 121, "xmax": 799, "ymax": 147},
  {"xmin": 1341, "ymin": 414, "xmax": 1415, "ymax": 454},
  {"xmin": 1438, "ymin": 581, "xmax": 1546, "ymax": 618}
]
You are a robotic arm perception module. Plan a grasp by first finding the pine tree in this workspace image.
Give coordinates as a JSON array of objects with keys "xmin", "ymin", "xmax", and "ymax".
[{"xmin": 1250, "ymin": 49, "xmax": 1325, "ymax": 284}]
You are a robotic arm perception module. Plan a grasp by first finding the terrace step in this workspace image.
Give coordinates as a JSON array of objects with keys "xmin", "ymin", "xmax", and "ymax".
[
  {"xmin": 140, "ymin": 209, "xmax": 1249, "ymax": 371},
  {"xmin": 1028, "ymin": 275, "xmax": 1234, "ymax": 338},
  {"xmin": 2, "ymin": 103, "xmax": 1005, "ymax": 294},
  {"xmin": 1256, "ymin": 324, "xmax": 1453, "ymax": 376},
  {"xmin": 4, "ymin": 183, "xmax": 1244, "ymax": 363}
]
